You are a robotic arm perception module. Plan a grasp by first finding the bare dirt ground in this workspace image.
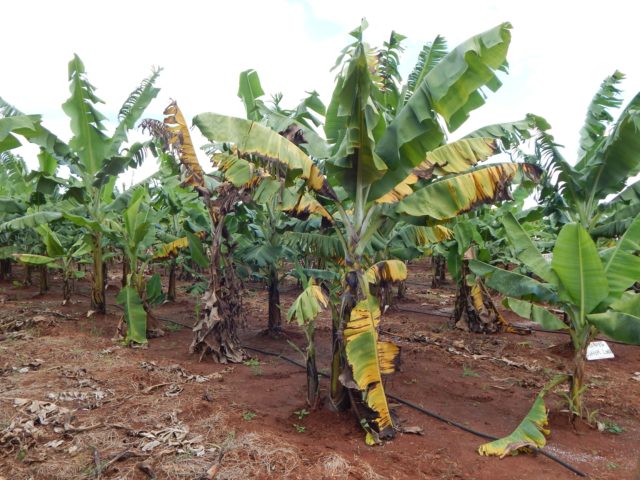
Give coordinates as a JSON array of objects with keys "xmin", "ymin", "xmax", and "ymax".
[{"xmin": 0, "ymin": 261, "xmax": 639, "ymax": 479}]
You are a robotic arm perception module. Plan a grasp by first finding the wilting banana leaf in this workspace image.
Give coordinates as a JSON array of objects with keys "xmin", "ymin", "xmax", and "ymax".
[
  {"xmin": 343, "ymin": 295, "xmax": 399, "ymax": 438},
  {"xmin": 365, "ymin": 260, "xmax": 408, "ymax": 285},
  {"xmin": 154, "ymin": 236, "xmax": 189, "ymax": 259},
  {"xmin": 478, "ymin": 374, "xmax": 567, "ymax": 457},
  {"xmin": 186, "ymin": 231, "xmax": 209, "ymax": 268},
  {"xmin": 287, "ymin": 279, "xmax": 328, "ymax": 326}
]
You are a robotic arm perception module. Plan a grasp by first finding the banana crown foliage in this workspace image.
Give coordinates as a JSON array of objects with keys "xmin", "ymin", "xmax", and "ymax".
[{"xmin": 530, "ymin": 71, "xmax": 640, "ymax": 230}]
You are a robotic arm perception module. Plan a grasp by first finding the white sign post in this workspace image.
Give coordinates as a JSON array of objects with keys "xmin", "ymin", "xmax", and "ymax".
[{"xmin": 586, "ymin": 341, "xmax": 614, "ymax": 361}]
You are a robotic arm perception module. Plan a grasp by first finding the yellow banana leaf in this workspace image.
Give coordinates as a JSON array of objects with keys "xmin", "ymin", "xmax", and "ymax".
[
  {"xmin": 344, "ymin": 295, "xmax": 400, "ymax": 437},
  {"xmin": 154, "ymin": 237, "xmax": 189, "ymax": 260},
  {"xmin": 284, "ymin": 193, "xmax": 332, "ymax": 221},
  {"xmin": 414, "ymin": 138, "xmax": 498, "ymax": 180},
  {"xmin": 397, "ymin": 162, "xmax": 541, "ymax": 220},
  {"xmin": 375, "ymin": 174, "xmax": 418, "ymax": 204},
  {"xmin": 365, "ymin": 260, "xmax": 408, "ymax": 285}
]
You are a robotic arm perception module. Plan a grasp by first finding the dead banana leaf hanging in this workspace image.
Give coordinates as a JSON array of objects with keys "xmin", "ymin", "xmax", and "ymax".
[{"xmin": 163, "ymin": 101, "xmax": 205, "ymax": 188}]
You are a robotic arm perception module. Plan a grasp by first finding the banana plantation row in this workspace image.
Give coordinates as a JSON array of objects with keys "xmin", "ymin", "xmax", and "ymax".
[{"xmin": 1, "ymin": 21, "xmax": 639, "ymax": 457}]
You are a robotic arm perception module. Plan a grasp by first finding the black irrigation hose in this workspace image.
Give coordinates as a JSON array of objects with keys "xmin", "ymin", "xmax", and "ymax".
[
  {"xmin": 241, "ymin": 344, "xmax": 587, "ymax": 478},
  {"xmin": 396, "ymin": 306, "xmax": 451, "ymax": 318},
  {"xmin": 396, "ymin": 302, "xmax": 637, "ymax": 348},
  {"xmin": 526, "ymin": 325, "xmax": 634, "ymax": 347}
]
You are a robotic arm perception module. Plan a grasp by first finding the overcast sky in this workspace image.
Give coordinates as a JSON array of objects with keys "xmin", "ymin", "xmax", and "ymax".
[{"xmin": 3, "ymin": 0, "xmax": 639, "ymax": 183}]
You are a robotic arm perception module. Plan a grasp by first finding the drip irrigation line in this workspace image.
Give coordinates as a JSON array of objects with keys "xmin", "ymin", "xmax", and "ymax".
[
  {"xmin": 241, "ymin": 344, "xmax": 587, "ymax": 478},
  {"xmin": 396, "ymin": 301, "xmax": 637, "ymax": 348},
  {"xmin": 396, "ymin": 306, "xmax": 451, "ymax": 318},
  {"xmin": 526, "ymin": 325, "xmax": 634, "ymax": 347}
]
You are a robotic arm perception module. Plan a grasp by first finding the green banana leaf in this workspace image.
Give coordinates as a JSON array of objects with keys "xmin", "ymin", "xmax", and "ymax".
[
  {"xmin": 501, "ymin": 212, "xmax": 558, "ymax": 284},
  {"xmin": 600, "ymin": 213, "xmax": 640, "ymax": 297},
  {"xmin": 116, "ymin": 286, "xmax": 147, "ymax": 345},
  {"xmin": 503, "ymin": 297, "xmax": 567, "ymax": 331},
  {"xmin": 186, "ymin": 231, "xmax": 208, "ymax": 268},
  {"xmin": 12, "ymin": 253, "xmax": 56, "ymax": 265},
  {"xmin": 62, "ymin": 55, "xmax": 111, "ymax": 177},
  {"xmin": 587, "ymin": 311, "xmax": 640, "ymax": 344},
  {"xmin": 371, "ymin": 22, "xmax": 512, "ymax": 199},
  {"xmin": 469, "ymin": 260, "xmax": 558, "ymax": 303},
  {"xmin": 551, "ymin": 223, "xmax": 608, "ymax": 316},
  {"xmin": 0, "ymin": 211, "xmax": 63, "ymax": 232}
]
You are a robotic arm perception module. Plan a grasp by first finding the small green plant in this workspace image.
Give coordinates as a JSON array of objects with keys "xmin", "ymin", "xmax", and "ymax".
[
  {"xmin": 243, "ymin": 358, "xmax": 262, "ymax": 376},
  {"xmin": 16, "ymin": 448, "xmax": 27, "ymax": 461},
  {"xmin": 294, "ymin": 409, "xmax": 309, "ymax": 420},
  {"xmin": 599, "ymin": 420, "xmax": 624, "ymax": 434},
  {"xmin": 242, "ymin": 411, "xmax": 257, "ymax": 421},
  {"xmin": 607, "ymin": 462, "xmax": 619, "ymax": 470},
  {"xmin": 462, "ymin": 365, "xmax": 480, "ymax": 377},
  {"xmin": 293, "ymin": 423, "xmax": 306, "ymax": 433}
]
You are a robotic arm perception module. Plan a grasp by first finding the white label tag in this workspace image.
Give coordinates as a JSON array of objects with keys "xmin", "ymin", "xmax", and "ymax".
[{"xmin": 586, "ymin": 341, "xmax": 614, "ymax": 361}]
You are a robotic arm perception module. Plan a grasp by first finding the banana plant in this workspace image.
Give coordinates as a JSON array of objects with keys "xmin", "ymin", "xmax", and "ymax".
[
  {"xmin": 110, "ymin": 187, "xmax": 165, "ymax": 345},
  {"xmin": 470, "ymin": 212, "xmax": 640, "ymax": 455},
  {"xmin": 191, "ymin": 22, "xmax": 543, "ymax": 441},
  {"xmin": 12, "ymin": 225, "xmax": 91, "ymax": 302},
  {"xmin": 287, "ymin": 271, "xmax": 330, "ymax": 409},
  {"xmin": 529, "ymin": 71, "xmax": 640, "ymax": 233},
  {"xmin": 0, "ymin": 56, "xmax": 161, "ymax": 313}
]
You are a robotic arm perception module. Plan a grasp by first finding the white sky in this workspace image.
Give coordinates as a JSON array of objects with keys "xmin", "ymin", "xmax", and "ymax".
[{"xmin": 3, "ymin": 0, "xmax": 640, "ymax": 184}]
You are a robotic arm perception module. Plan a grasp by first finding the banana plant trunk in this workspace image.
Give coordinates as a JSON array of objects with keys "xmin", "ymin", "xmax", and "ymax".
[
  {"xmin": 330, "ymin": 270, "xmax": 359, "ymax": 411},
  {"xmin": 25, "ymin": 265, "xmax": 33, "ymax": 286},
  {"xmin": 0, "ymin": 259, "xmax": 11, "ymax": 280},
  {"xmin": 91, "ymin": 233, "xmax": 106, "ymax": 313},
  {"xmin": 452, "ymin": 260, "xmax": 506, "ymax": 333},
  {"xmin": 397, "ymin": 280, "xmax": 406, "ymax": 299},
  {"xmin": 431, "ymin": 255, "xmax": 446, "ymax": 288},
  {"xmin": 570, "ymin": 339, "xmax": 589, "ymax": 419},
  {"xmin": 190, "ymin": 188, "xmax": 245, "ymax": 363},
  {"xmin": 39, "ymin": 265, "xmax": 49, "ymax": 295},
  {"xmin": 306, "ymin": 331, "xmax": 320, "ymax": 409},
  {"xmin": 62, "ymin": 271, "xmax": 72, "ymax": 304},
  {"xmin": 267, "ymin": 266, "xmax": 282, "ymax": 334},
  {"xmin": 121, "ymin": 257, "xmax": 129, "ymax": 288},
  {"xmin": 167, "ymin": 259, "xmax": 177, "ymax": 302}
]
